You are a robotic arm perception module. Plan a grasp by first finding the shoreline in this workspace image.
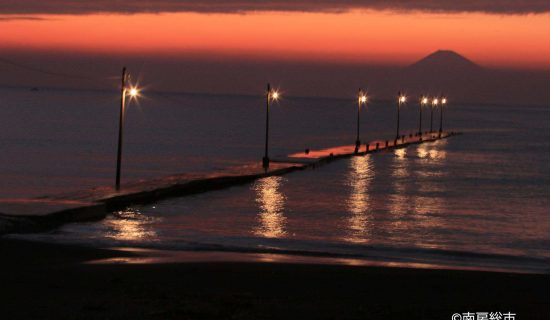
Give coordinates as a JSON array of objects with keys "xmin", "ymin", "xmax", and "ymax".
[{"xmin": 1, "ymin": 238, "xmax": 549, "ymax": 319}]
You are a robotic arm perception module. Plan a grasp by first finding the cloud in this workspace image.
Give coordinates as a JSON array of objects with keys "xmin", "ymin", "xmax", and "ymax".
[
  {"xmin": 1, "ymin": 0, "xmax": 550, "ymax": 15},
  {"xmin": 0, "ymin": 15, "xmax": 52, "ymax": 21}
]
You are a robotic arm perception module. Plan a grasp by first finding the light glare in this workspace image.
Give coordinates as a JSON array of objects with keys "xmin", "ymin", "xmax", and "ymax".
[{"xmin": 128, "ymin": 87, "xmax": 139, "ymax": 97}]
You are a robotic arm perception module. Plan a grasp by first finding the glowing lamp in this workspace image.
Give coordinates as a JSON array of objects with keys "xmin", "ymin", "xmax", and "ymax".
[{"xmin": 128, "ymin": 87, "xmax": 139, "ymax": 97}]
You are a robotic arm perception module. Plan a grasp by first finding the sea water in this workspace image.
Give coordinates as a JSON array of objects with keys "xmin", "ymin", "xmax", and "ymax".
[{"xmin": 2, "ymin": 87, "xmax": 550, "ymax": 272}]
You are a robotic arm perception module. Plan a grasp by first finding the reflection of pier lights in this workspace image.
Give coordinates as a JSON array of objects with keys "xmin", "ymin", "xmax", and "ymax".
[
  {"xmin": 262, "ymin": 83, "xmax": 280, "ymax": 169},
  {"xmin": 417, "ymin": 142, "xmax": 447, "ymax": 161},
  {"xmin": 345, "ymin": 155, "xmax": 373, "ymax": 243},
  {"xmin": 389, "ymin": 147, "xmax": 409, "ymax": 227},
  {"xmin": 108, "ymin": 208, "xmax": 157, "ymax": 241},
  {"xmin": 253, "ymin": 176, "xmax": 287, "ymax": 238},
  {"xmin": 115, "ymin": 66, "xmax": 141, "ymax": 191},
  {"xmin": 355, "ymin": 89, "xmax": 368, "ymax": 153}
]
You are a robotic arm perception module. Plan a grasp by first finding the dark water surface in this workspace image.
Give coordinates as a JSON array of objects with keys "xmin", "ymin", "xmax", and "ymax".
[{"xmin": 2, "ymin": 87, "xmax": 550, "ymax": 272}]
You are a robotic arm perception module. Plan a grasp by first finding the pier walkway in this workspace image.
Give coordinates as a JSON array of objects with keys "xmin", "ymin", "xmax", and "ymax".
[{"xmin": 0, "ymin": 131, "xmax": 458, "ymax": 234}]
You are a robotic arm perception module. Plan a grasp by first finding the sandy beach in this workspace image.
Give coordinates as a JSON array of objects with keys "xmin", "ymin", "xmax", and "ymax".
[{"xmin": 1, "ymin": 238, "xmax": 548, "ymax": 320}]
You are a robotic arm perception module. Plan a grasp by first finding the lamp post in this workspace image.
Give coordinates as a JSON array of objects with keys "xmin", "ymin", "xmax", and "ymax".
[
  {"xmin": 439, "ymin": 97, "xmax": 447, "ymax": 137},
  {"xmin": 419, "ymin": 96, "xmax": 428, "ymax": 138},
  {"xmin": 262, "ymin": 83, "xmax": 280, "ymax": 169},
  {"xmin": 430, "ymin": 97, "xmax": 439, "ymax": 133},
  {"xmin": 355, "ymin": 89, "xmax": 367, "ymax": 153},
  {"xmin": 115, "ymin": 67, "xmax": 140, "ymax": 191},
  {"xmin": 396, "ymin": 92, "xmax": 406, "ymax": 141}
]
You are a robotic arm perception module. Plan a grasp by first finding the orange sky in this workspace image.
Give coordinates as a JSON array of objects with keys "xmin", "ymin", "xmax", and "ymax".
[{"xmin": 2, "ymin": 10, "xmax": 550, "ymax": 69}]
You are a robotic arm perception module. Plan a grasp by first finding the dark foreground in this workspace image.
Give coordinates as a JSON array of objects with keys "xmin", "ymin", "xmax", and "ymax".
[{"xmin": 1, "ymin": 239, "xmax": 549, "ymax": 320}]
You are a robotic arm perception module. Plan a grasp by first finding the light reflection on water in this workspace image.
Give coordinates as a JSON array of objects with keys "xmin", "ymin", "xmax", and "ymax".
[
  {"xmin": 105, "ymin": 209, "xmax": 159, "ymax": 242},
  {"xmin": 16, "ymin": 112, "xmax": 550, "ymax": 266},
  {"xmin": 7, "ymin": 95, "xmax": 550, "ymax": 270},
  {"xmin": 343, "ymin": 155, "xmax": 374, "ymax": 243},
  {"xmin": 386, "ymin": 142, "xmax": 450, "ymax": 248},
  {"xmin": 417, "ymin": 140, "xmax": 447, "ymax": 162},
  {"xmin": 389, "ymin": 147, "xmax": 410, "ymax": 226},
  {"xmin": 414, "ymin": 141, "xmax": 448, "ymax": 248},
  {"xmin": 252, "ymin": 176, "xmax": 287, "ymax": 238}
]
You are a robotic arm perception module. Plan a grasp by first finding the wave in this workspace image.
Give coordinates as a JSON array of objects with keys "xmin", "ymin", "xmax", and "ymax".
[{"xmin": 9, "ymin": 232, "xmax": 550, "ymax": 274}]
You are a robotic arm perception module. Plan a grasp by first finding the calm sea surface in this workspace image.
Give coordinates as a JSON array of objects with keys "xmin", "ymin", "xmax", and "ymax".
[{"xmin": 2, "ymin": 87, "xmax": 550, "ymax": 272}]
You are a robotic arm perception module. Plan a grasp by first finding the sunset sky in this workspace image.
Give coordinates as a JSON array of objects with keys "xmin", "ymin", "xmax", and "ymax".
[
  {"xmin": 2, "ymin": 1, "xmax": 550, "ymax": 69},
  {"xmin": 1, "ymin": 1, "xmax": 550, "ymax": 101}
]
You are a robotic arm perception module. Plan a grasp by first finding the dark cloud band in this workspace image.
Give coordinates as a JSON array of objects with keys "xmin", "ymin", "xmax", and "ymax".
[{"xmin": 1, "ymin": 0, "xmax": 549, "ymax": 15}]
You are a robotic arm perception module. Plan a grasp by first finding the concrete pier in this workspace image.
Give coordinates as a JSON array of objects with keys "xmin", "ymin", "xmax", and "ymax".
[{"xmin": 0, "ymin": 131, "xmax": 459, "ymax": 234}]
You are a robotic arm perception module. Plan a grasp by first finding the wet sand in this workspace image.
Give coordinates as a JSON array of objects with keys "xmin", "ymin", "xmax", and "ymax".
[{"xmin": 1, "ymin": 238, "xmax": 549, "ymax": 320}]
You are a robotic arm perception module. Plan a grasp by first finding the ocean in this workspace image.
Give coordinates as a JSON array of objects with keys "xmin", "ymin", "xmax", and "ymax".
[{"xmin": 2, "ymin": 86, "xmax": 550, "ymax": 273}]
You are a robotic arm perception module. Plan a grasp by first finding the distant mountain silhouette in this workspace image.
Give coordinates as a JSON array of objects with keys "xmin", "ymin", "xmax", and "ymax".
[
  {"xmin": 394, "ymin": 50, "xmax": 489, "ymax": 99},
  {"xmin": 408, "ymin": 50, "xmax": 482, "ymax": 73}
]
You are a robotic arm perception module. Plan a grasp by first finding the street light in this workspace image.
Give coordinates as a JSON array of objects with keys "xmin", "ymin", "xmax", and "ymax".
[
  {"xmin": 115, "ymin": 66, "xmax": 140, "ymax": 191},
  {"xmin": 419, "ymin": 96, "xmax": 428, "ymax": 138},
  {"xmin": 396, "ymin": 92, "xmax": 406, "ymax": 141},
  {"xmin": 439, "ymin": 97, "xmax": 447, "ymax": 137},
  {"xmin": 355, "ymin": 89, "xmax": 368, "ymax": 153},
  {"xmin": 129, "ymin": 87, "xmax": 139, "ymax": 98},
  {"xmin": 262, "ymin": 83, "xmax": 280, "ymax": 169},
  {"xmin": 430, "ymin": 97, "xmax": 439, "ymax": 133}
]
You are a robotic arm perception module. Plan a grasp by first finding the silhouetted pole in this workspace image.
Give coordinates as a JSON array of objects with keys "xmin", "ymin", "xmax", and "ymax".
[
  {"xmin": 263, "ymin": 83, "xmax": 271, "ymax": 169},
  {"xmin": 396, "ymin": 93, "xmax": 406, "ymax": 141},
  {"xmin": 430, "ymin": 98, "xmax": 438, "ymax": 133},
  {"xmin": 439, "ymin": 97, "xmax": 446, "ymax": 138},
  {"xmin": 419, "ymin": 97, "xmax": 427, "ymax": 137},
  {"xmin": 355, "ymin": 90, "xmax": 367, "ymax": 153},
  {"xmin": 115, "ymin": 67, "xmax": 127, "ymax": 191},
  {"xmin": 355, "ymin": 89, "xmax": 362, "ymax": 153}
]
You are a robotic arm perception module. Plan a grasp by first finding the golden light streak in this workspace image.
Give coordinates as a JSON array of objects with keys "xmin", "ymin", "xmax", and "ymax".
[
  {"xmin": 107, "ymin": 209, "xmax": 158, "ymax": 241},
  {"xmin": 344, "ymin": 155, "xmax": 374, "ymax": 243},
  {"xmin": 253, "ymin": 176, "xmax": 287, "ymax": 238}
]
